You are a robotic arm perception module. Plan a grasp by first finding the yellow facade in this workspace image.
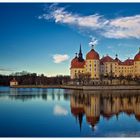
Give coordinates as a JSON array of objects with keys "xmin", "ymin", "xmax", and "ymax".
[
  {"xmin": 70, "ymin": 68, "xmax": 86, "ymax": 79},
  {"xmin": 85, "ymin": 60, "xmax": 100, "ymax": 79}
]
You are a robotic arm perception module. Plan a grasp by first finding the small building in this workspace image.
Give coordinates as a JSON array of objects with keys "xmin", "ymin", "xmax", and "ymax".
[{"xmin": 10, "ymin": 78, "xmax": 18, "ymax": 86}]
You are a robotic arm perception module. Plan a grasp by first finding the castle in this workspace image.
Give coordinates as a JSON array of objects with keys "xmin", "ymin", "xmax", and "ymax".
[{"xmin": 70, "ymin": 45, "xmax": 140, "ymax": 79}]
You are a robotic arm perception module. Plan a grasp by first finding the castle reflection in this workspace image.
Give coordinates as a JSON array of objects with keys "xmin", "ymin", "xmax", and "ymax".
[
  {"xmin": 70, "ymin": 90, "xmax": 140, "ymax": 130},
  {"xmin": 4, "ymin": 88, "xmax": 140, "ymax": 131}
]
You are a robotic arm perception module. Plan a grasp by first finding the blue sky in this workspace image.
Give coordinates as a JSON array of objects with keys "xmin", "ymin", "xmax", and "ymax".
[{"xmin": 0, "ymin": 3, "xmax": 140, "ymax": 76}]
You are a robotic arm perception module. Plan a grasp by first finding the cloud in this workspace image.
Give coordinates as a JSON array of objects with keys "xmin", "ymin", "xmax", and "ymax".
[
  {"xmin": 54, "ymin": 104, "xmax": 68, "ymax": 116},
  {"xmin": 0, "ymin": 68, "xmax": 14, "ymax": 72},
  {"xmin": 38, "ymin": 4, "xmax": 108, "ymax": 30},
  {"xmin": 53, "ymin": 54, "xmax": 69, "ymax": 63},
  {"xmin": 103, "ymin": 15, "xmax": 140, "ymax": 39},
  {"xmin": 39, "ymin": 4, "xmax": 140, "ymax": 39}
]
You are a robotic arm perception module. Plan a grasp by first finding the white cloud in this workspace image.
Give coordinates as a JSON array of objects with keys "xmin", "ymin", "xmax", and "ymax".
[
  {"xmin": 39, "ymin": 4, "xmax": 140, "ymax": 39},
  {"xmin": 0, "ymin": 67, "xmax": 14, "ymax": 72},
  {"xmin": 54, "ymin": 104, "xmax": 68, "ymax": 116},
  {"xmin": 103, "ymin": 15, "xmax": 140, "ymax": 39},
  {"xmin": 39, "ymin": 5, "xmax": 108, "ymax": 30},
  {"xmin": 53, "ymin": 54, "xmax": 69, "ymax": 63}
]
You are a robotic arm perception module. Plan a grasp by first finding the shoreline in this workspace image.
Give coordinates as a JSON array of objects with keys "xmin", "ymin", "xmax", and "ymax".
[{"xmin": 10, "ymin": 85, "xmax": 140, "ymax": 90}]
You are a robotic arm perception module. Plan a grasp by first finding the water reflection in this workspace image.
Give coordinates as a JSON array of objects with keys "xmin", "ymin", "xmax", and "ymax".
[
  {"xmin": 1, "ymin": 87, "xmax": 140, "ymax": 133},
  {"xmin": 5, "ymin": 88, "xmax": 70, "ymax": 101},
  {"xmin": 70, "ymin": 90, "xmax": 140, "ymax": 131}
]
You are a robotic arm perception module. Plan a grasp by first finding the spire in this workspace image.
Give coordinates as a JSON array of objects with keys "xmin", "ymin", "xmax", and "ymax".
[
  {"xmin": 78, "ymin": 44, "xmax": 84, "ymax": 62},
  {"xmin": 78, "ymin": 113, "xmax": 83, "ymax": 132},
  {"xmin": 80, "ymin": 44, "xmax": 82, "ymax": 54}
]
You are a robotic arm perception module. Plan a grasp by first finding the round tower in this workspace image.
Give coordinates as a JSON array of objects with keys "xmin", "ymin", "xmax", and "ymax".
[
  {"xmin": 134, "ymin": 48, "xmax": 140, "ymax": 77},
  {"xmin": 86, "ymin": 46, "xmax": 100, "ymax": 79},
  {"xmin": 70, "ymin": 45, "xmax": 85, "ymax": 79}
]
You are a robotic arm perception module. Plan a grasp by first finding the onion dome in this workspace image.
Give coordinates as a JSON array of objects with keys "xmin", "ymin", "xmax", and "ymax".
[
  {"xmin": 134, "ymin": 48, "xmax": 140, "ymax": 61},
  {"xmin": 71, "ymin": 57, "xmax": 85, "ymax": 69},
  {"xmin": 86, "ymin": 49, "xmax": 99, "ymax": 60},
  {"xmin": 71, "ymin": 55, "xmax": 78, "ymax": 66}
]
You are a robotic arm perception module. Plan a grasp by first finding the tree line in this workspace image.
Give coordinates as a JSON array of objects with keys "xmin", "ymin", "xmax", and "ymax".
[{"xmin": 0, "ymin": 71, "xmax": 70, "ymax": 86}]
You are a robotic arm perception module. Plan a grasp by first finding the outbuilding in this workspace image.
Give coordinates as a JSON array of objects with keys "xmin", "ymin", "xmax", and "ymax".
[{"xmin": 10, "ymin": 78, "xmax": 18, "ymax": 86}]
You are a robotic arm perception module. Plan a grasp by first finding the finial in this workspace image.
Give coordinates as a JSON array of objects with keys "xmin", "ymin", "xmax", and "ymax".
[
  {"xmin": 139, "ymin": 47, "xmax": 140, "ymax": 53},
  {"xmin": 91, "ymin": 44, "xmax": 94, "ymax": 49},
  {"xmin": 75, "ymin": 53, "xmax": 78, "ymax": 57},
  {"xmin": 116, "ymin": 54, "xmax": 118, "ymax": 58}
]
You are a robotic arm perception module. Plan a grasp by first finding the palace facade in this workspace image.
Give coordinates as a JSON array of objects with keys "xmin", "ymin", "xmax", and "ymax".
[{"xmin": 70, "ymin": 45, "xmax": 140, "ymax": 79}]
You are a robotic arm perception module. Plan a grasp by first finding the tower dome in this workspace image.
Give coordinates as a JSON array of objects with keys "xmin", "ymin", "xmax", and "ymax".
[
  {"xmin": 71, "ymin": 55, "xmax": 78, "ymax": 66},
  {"xmin": 71, "ymin": 54, "xmax": 85, "ymax": 69},
  {"xmin": 134, "ymin": 48, "xmax": 140, "ymax": 61},
  {"xmin": 86, "ymin": 49, "xmax": 99, "ymax": 60}
]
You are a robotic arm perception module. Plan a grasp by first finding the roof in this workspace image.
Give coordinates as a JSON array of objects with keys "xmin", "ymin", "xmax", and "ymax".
[
  {"xmin": 71, "ymin": 57, "xmax": 85, "ymax": 69},
  {"xmin": 119, "ymin": 59, "xmax": 134, "ymax": 66},
  {"xmin": 114, "ymin": 57, "xmax": 122, "ymax": 63},
  {"xmin": 10, "ymin": 78, "xmax": 18, "ymax": 82},
  {"xmin": 86, "ymin": 49, "xmax": 99, "ymax": 60},
  {"xmin": 134, "ymin": 49, "xmax": 140, "ymax": 61},
  {"xmin": 100, "ymin": 55, "xmax": 114, "ymax": 63}
]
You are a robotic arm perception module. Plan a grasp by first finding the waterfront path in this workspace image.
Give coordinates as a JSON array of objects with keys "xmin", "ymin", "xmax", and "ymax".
[{"xmin": 10, "ymin": 85, "xmax": 140, "ymax": 90}]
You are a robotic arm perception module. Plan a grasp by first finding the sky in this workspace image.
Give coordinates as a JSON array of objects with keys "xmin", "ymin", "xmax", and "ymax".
[{"xmin": 0, "ymin": 3, "xmax": 140, "ymax": 76}]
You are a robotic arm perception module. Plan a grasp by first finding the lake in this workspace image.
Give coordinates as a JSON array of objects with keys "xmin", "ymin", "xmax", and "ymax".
[{"xmin": 0, "ymin": 86, "xmax": 140, "ymax": 137}]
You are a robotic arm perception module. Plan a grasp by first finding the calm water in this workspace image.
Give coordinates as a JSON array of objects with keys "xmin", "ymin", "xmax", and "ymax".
[{"xmin": 1, "ymin": 87, "xmax": 140, "ymax": 137}]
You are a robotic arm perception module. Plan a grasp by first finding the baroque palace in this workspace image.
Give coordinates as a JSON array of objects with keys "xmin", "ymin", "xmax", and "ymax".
[{"xmin": 70, "ymin": 45, "xmax": 140, "ymax": 79}]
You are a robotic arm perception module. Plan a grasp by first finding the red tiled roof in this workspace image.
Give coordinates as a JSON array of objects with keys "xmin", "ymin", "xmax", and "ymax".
[
  {"xmin": 119, "ymin": 59, "xmax": 134, "ymax": 66},
  {"xmin": 86, "ymin": 49, "xmax": 99, "ymax": 60},
  {"xmin": 71, "ymin": 56, "xmax": 85, "ymax": 69},
  {"xmin": 134, "ymin": 51, "xmax": 140, "ymax": 61},
  {"xmin": 114, "ymin": 57, "xmax": 122, "ymax": 63},
  {"xmin": 100, "ymin": 55, "xmax": 114, "ymax": 63}
]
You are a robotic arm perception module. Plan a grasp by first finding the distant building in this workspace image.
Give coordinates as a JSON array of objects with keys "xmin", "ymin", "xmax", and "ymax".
[
  {"xmin": 70, "ymin": 44, "xmax": 140, "ymax": 79},
  {"xmin": 10, "ymin": 78, "xmax": 18, "ymax": 86}
]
